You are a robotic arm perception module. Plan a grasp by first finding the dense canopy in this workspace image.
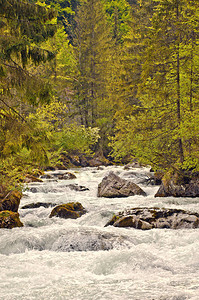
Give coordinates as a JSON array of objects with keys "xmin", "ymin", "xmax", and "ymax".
[{"xmin": 0, "ymin": 0, "xmax": 199, "ymax": 188}]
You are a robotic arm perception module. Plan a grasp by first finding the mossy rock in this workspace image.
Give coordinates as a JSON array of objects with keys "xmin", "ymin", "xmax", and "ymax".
[
  {"xmin": 104, "ymin": 215, "xmax": 120, "ymax": 227},
  {"xmin": 49, "ymin": 202, "xmax": 86, "ymax": 219},
  {"xmin": 0, "ymin": 190, "xmax": 22, "ymax": 212},
  {"xmin": 155, "ymin": 170, "xmax": 199, "ymax": 197},
  {"xmin": 23, "ymin": 175, "xmax": 43, "ymax": 183},
  {"xmin": 0, "ymin": 185, "xmax": 7, "ymax": 198},
  {"xmin": 0, "ymin": 210, "xmax": 23, "ymax": 229},
  {"xmin": 31, "ymin": 169, "xmax": 44, "ymax": 177}
]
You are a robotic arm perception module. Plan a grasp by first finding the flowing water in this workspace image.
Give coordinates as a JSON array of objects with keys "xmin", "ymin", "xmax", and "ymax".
[{"xmin": 1, "ymin": 166, "xmax": 199, "ymax": 300}]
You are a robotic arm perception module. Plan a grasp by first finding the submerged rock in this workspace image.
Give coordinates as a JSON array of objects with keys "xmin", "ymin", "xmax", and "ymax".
[
  {"xmin": 27, "ymin": 186, "xmax": 61, "ymax": 193},
  {"xmin": 66, "ymin": 184, "xmax": 89, "ymax": 192},
  {"xmin": 155, "ymin": 171, "xmax": 199, "ymax": 197},
  {"xmin": 51, "ymin": 231, "xmax": 116, "ymax": 252},
  {"xmin": 97, "ymin": 172, "xmax": 146, "ymax": 198},
  {"xmin": 0, "ymin": 210, "xmax": 23, "ymax": 229},
  {"xmin": 49, "ymin": 202, "xmax": 86, "ymax": 219},
  {"xmin": 105, "ymin": 207, "xmax": 199, "ymax": 230},
  {"xmin": 0, "ymin": 190, "xmax": 22, "ymax": 212},
  {"xmin": 21, "ymin": 202, "xmax": 57, "ymax": 209},
  {"xmin": 57, "ymin": 172, "xmax": 77, "ymax": 180}
]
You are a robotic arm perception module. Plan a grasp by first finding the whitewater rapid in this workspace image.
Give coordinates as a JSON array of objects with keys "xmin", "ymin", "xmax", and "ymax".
[{"xmin": 1, "ymin": 166, "xmax": 199, "ymax": 300}]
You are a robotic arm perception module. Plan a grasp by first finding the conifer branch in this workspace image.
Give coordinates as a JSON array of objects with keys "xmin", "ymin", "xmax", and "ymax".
[{"xmin": 0, "ymin": 98, "xmax": 26, "ymax": 122}]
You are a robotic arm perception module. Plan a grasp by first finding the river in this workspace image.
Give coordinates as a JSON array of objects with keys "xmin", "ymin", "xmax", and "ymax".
[{"xmin": 1, "ymin": 165, "xmax": 199, "ymax": 299}]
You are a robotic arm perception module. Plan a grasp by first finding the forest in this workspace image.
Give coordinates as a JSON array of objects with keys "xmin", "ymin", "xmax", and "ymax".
[{"xmin": 0, "ymin": 0, "xmax": 199, "ymax": 189}]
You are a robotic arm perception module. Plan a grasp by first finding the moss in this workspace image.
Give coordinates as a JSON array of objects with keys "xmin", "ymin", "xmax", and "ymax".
[
  {"xmin": 24, "ymin": 175, "xmax": 43, "ymax": 183},
  {"xmin": 0, "ymin": 211, "xmax": 11, "ymax": 218},
  {"xmin": 0, "ymin": 190, "xmax": 22, "ymax": 212},
  {"xmin": 109, "ymin": 215, "xmax": 119, "ymax": 224},
  {"xmin": 0, "ymin": 210, "xmax": 23, "ymax": 229},
  {"xmin": 105, "ymin": 214, "xmax": 120, "ymax": 226},
  {"xmin": 61, "ymin": 202, "xmax": 84, "ymax": 212},
  {"xmin": 31, "ymin": 169, "xmax": 44, "ymax": 177},
  {"xmin": 162, "ymin": 169, "xmax": 174, "ymax": 186},
  {"xmin": 49, "ymin": 202, "xmax": 86, "ymax": 219},
  {"xmin": 162, "ymin": 169, "xmax": 193, "ymax": 187},
  {"xmin": 8, "ymin": 190, "xmax": 22, "ymax": 201}
]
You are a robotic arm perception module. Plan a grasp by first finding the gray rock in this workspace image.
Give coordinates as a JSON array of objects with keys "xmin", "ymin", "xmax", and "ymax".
[
  {"xmin": 97, "ymin": 172, "xmax": 146, "ymax": 198},
  {"xmin": 57, "ymin": 172, "xmax": 77, "ymax": 180},
  {"xmin": 21, "ymin": 202, "xmax": 57, "ymax": 209},
  {"xmin": 105, "ymin": 207, "xmax": 199, "ymax": 230},
  {"xmin": 66, "ymin": 184, "xmax": 89, "ymax": 192},
  {"xmin": 155, "ymin": 171, "xmax": 199, "ymax": 197}
]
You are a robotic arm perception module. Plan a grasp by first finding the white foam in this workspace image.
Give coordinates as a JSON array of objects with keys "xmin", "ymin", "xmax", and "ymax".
[{"xmin": 1, "ymin": 166, "xmax": 199, "ymax": 299}]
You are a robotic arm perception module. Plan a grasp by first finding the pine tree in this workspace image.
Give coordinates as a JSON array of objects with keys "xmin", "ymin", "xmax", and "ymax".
[
  {"xmin": 104, "ymin": 0, "xmax": 131, "ymax": 44},
  {"xmin": 0, "ymin": 0, "xmax": 57, "ymax": 107},
  {"xmin": 74, "ymin": 0, "xmax": 113, "ymax": 128},
  {"xmin": 110, "ymin": 0, "xmax": 199, "ymax": 170},
  {"xmin": 37, "ymin": 0, "xmax": 79, "ymax": 43},
  {"xmin": 0, "ymin": 0, "xmax": 57, "ymax": 186},
  {"xmin": 138, "ymin": 0, "xmax": 199, "ymax": 168}
]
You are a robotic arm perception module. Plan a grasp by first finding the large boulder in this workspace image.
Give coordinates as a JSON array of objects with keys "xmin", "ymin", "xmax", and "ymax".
[
  {"xmin": 0, "ymin": 190, "xmax": 22, "ymax": 212},
  {"xmin": 155, "ymin": 171, "xmax": 199, "ymax": 197},
  {"xmin": 49, "ymin": 202, "xmax": 86, "ymax": 219},
  {"xmin": 0, "ymin": 211, "xmax": 23, "ymax": 229},
  {"xmin": 97, "ymin": 172, "xmax": 146, "ymax": 198},
  {"xmin": 105, "ymin": 207, "xmax": 199, "ymax": 230}
]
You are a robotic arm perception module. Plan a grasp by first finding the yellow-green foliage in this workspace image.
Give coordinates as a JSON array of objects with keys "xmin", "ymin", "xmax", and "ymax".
[
  {"xmin": 0, "ymin": 96, "xmax": 100, "ymax": 190},
  {"xmin": 28, "ymin": 99, "xmax": 68, "ymax": 131},
  {"xmin": 110, "ymin": 0, "xmax": 199, "ymax": 171},
  {"xmin": 29, "ymin": 100, "xmax": 100, "ymax": 161},
  {"xmin": 55, "ymin": 125, "xmax": 100, "ymax": 154}
]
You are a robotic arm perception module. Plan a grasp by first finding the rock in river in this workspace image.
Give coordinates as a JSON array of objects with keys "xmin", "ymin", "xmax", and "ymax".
[
  {"xmin": 66, "ymin": 184, "xmax": 89, "ymax": 192},
  {"xmin": 0, "ymin": 211, "xmax": 23, "ymax": 229},
  {"xmin": 49, "ymin": 202, "xmax": 86, "ymax": 219},
  {"xmin": 21, "ymin": 202, "xmax": 57, "ymax": 209},
  {"xmin": 155, "ymin": 171, "xmax": 199, "ymax": 197},
  {"xmin": 57, "ymin": 172, "xmax": 77, "ymax": 180},
  {"xmin": 97, "ymin": 172, "xmax": 146, "ymax": 198},
  {"xmin": 105, "ymin": 207, "xmax": 199, "ymax": 230},
  {"xmin": 0, "ymin": 190, "xmax": 22, "ymax": 212},
  {"xmin": 23, "ymin": 175, "xmax": 43, "ymax": 183}
]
